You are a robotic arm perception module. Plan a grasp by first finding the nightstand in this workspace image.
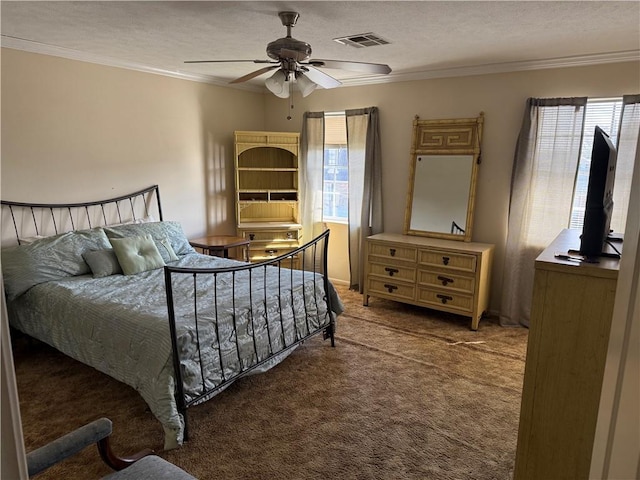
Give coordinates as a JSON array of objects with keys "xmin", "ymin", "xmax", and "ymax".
[{"xmin": 189, "ymin": 235, "xmax": 250, "ymax": 261}]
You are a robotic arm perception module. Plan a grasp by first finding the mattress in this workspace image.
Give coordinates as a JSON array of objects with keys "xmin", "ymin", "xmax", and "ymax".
[{"xmin": 8, "ymin": 252, "xmax": 341, "ymax": 449}]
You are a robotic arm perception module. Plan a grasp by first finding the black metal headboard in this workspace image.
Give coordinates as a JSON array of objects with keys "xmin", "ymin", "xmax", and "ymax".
[{"xmin": 1, "ymin": 185, "xmax": 162, "ymax": 246}]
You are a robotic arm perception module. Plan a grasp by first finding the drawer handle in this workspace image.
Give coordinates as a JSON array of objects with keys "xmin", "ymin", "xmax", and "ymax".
[
  {"xmin": 249, "ymin": 233, "xmax": 255, "ymax": 240},
  {"xmin": 436, "ymin": 294, "xmax": 453, "ymax": 304},
  {"xmin": 383, "ymin": 284, "xmax": 398, "ymax": 293},
  {"xmin": 265, "ymin": 249, "xmax": 277, "ymax": 255},
  {"xmin": 441, "ymin": 256, "xmax": 450, "ymax": 266},
  {"xmin": 389, "ymin": 248, "xmax": 396, "ymax": 257},
  {"xmin": 384, "ymin": 267, "xmax": 399, "ymax": 277},
  {"xmin": 437, "ymin": 275, "xmax": 454, "ymax": 286}
]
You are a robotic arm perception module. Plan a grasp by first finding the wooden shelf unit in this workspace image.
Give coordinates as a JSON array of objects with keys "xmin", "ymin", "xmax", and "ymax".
[{"xmin": 234, "ymin": 131, "xmax": 302, "ymax": 263}]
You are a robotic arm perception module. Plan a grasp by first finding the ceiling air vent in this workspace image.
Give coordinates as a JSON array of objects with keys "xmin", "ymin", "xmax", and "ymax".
[{"xmin": 333, "ymin": 33, "xmax": 390, "ymax": 48}]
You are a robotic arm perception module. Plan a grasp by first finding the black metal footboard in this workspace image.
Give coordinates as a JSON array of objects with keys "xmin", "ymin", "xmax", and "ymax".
[{"xmin": 164, "ymin": 229, "xmax": 335, "ymax": 441}]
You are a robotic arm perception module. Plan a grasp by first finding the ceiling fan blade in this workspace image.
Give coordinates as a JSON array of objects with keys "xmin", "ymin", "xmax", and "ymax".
[
  {"xmin": 308, "ymin": 59, "xmax": 392, "ymax": 75},
  {"xmin": 184, "ymin": 59, "xmax": 276, "ymax": 64},
  {"xmin": 229, "ymin": 66, "xmax": 279, "ymax": 84},
  {"xmin": 301, "ymin": 66, "xmax": 342, "ymax": 89}
]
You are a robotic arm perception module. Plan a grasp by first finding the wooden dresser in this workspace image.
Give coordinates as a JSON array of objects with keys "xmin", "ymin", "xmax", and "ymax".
[
  {"xmin": 363, "ymin": 233, "xmax": 494, "ymax": 330},
  {"xmin": 514, "ymin": 229, "xmax": 620, "ymax": 479}
]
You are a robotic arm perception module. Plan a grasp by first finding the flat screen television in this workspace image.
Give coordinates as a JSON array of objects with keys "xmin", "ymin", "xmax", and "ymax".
[{"xmin": 579, "ymin": 125, "xmax": 618, "ymax": 259}]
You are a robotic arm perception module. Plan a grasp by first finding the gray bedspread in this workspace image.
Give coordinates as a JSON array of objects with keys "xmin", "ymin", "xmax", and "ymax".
[{"xmin": 8, "ymin": 252, "xmax": 342, "ymax": 449}]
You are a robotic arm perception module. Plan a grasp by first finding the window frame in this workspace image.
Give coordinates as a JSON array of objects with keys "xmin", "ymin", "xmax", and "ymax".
[{"xmin": 322, "ymin": 113, "xmax": 349, "ymax": 224}]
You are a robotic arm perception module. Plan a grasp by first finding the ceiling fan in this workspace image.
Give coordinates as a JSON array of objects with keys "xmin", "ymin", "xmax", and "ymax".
[{"xmin": 185, "ymin": 11, "xmax": 392, "ymax": 98}]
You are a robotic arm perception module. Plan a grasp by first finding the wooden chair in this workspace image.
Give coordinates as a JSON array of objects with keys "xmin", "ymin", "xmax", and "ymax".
[{"xmin": 26, "ymin": 418, "xmax": 196, "ymax": 479}]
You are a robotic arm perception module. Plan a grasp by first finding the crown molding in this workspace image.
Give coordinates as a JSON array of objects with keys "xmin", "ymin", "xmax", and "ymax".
[
  {"xmin": 340, "ymin": 50, "xmax": 640, "ymax": 87},
  {"xmin": 3, "ymin": 35, "xmax": 638, "ymax": 91},
  {"xmin": 0, "ymin": 36, "xmax": 263, "ymax": 93}
]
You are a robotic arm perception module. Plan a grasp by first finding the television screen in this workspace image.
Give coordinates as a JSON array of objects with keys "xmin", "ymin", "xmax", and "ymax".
[{"xmin": 579, "ymin": 126, "xmax": 617, "ymax": 259}]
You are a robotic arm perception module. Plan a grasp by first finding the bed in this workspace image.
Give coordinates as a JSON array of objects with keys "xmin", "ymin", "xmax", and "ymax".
[{"xmin": 1, "ymin": 185, "xmax": 343, "ymax": 449}]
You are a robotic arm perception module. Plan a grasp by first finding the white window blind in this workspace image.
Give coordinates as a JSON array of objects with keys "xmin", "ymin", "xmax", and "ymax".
[
  {"xmin": 323, "ymin": 113, "xmax": 348, "ymax": 222},
  {"xmin": 325, "ymin": 114, "xmax": 347, "ymax": 144}
]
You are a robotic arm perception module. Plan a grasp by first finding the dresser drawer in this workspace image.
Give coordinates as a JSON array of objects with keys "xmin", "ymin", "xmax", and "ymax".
[
  {"xmin": 249, "ymin": 248, "xmax": 298, "ymax": 260},
  {"xmin": 368, "ymin": 277, "xmax": 415, "ymax": 301},
  {"xmin": 249, "ymin": 251, "xmax": 300, "ymax": 271},
  {"xmin": 240, "ymin": 229, "xmax": 300, "ymax": 243},
  {"xmin": 368, "ymin": 242, "xmax": 417, "ymax": 262},
  {"xmin": 369, "ymin": 262, "xmax": 417, "ymax": 283},
  {"xmin": 419, "ymin": 249, "xmax": 477, "ymax": 273},
  {"xmin": 418, "ymin": 270, "xmax": 475, "ymax": 294},
  {"xmin": 417, "ymin": 287, "xmax": 473, "ymax": 313}
]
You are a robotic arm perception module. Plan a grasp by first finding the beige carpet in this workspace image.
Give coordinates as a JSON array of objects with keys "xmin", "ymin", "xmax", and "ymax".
[{"xmin": 13, "ymin": 285, "xmax": 528, "ymax": 479}]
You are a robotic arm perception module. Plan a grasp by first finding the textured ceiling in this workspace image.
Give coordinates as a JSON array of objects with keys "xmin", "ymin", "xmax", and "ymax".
[{"xmin": 2, "ymin": 1, "xmax": 639, "ymax": 91}]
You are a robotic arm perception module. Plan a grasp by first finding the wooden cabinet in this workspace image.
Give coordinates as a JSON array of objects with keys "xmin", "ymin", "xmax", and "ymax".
[
  {"xmin": 514, "ymin": 229, "xmax": 620, "ymax": 480},
  {"xmin": 234, "ymin": 131, "xmax": 301, "ymax": 263},
  {"xmin": 363, "ymin": 233, "xmax": 494, "ymax": 330}
]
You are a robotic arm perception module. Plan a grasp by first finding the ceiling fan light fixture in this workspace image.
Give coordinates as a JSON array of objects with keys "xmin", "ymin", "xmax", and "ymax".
[
  {"xmin": 265, "ymin": 70, "xmax": 289, "ymax": 98},
  {"xmin": 296, "ymin": 73, "xmax": 317, "ymax": 97},
  {"xmin": 185, "ymin": 11, "xmax": 390, "ymax": 94}
]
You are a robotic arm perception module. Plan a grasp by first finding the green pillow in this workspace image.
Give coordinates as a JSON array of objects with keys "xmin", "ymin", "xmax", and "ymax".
[
  {"xmin": 1, "ymin": 227, "xmax": 111, "ymax": 300},
  {"xmin": 103, "ymin": 221, "xmax": 194, "ymax": 256},
  {"xmin": 109, "ymin": 234, "xmax": 165, "ymax": 275},
  {"xmin": 82, "ymin": 249, "xmax": 123, "ymax": 278}
]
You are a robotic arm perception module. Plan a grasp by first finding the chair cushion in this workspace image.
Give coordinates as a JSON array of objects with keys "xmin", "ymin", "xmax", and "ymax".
[{"xmin": 101, "ymin": 455, "xmax": 197, "ymax": 480}]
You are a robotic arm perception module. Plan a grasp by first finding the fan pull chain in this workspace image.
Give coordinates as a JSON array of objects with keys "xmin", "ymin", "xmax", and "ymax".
[{"xmin": 287, "ymin": 80, "xmax": 294, "ymax": 120}]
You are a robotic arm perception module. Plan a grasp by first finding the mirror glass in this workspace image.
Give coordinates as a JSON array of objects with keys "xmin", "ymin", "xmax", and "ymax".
[
  {"xmin": 409, "ymin": 155, "xmax": 474, "ymax": 234},
  {"xmin": 404, "ymin": 114, "xmax": 483, "ymax": 242}
]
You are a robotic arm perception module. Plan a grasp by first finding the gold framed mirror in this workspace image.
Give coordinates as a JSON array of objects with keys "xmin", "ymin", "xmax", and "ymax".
[{"xmin": 403, "ymin": 113, "xmax": 484, "ymax": 242}]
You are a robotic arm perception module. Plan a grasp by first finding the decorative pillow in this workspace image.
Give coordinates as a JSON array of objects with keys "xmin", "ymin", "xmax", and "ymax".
[
  {"xmin": 82, "ymin": 249, "xmax": 123, "ymax": 278},
  {"xmin": 103, "ymin": 221, "xmax": 194, "ymax": 256},
  {"xmin": 18, "ymin": 235, "xmax": 47, "ymax": 245},
  {"xmin": 156, "ymin": 237, "xmax": 179, "ymax": 262},
  {"xmin": 106, "ymin": 214, "xmax": 155, "ymax": 228},
  {"xmin": 109, "ymin": 234, "xmax": 165, "ymax": 275},
  {"xmin": 1, "ymin": 227, "xmax": 111, "ymax": 300}
]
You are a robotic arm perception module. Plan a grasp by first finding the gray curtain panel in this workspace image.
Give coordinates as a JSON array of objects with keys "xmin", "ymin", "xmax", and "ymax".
[
  {"xmin": 611, "ymin": 95, "xmax": 640, "ymax": 233},
  {"xmin": 346, "ymin": 107, "xmax": 383, "ymax": 292},
  {"xmin": 300, "ymin": 111, "xmax": 326, "ymax": 244},
  {"xmin": 500, "ymin": 97, "xmax": 587, "ymax": 327}
]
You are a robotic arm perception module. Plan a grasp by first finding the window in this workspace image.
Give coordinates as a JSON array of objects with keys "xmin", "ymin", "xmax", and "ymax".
[
  {"xmin": 501, "ymin": 95, "xmax": 638, "ymax": 327},
  {"xmin": 323, "ymin": 113, "xmax": 348, "ymax": 223},
  {"xmin": 569, "ymin": 98, "xmax": 623, "ymax": 230}
]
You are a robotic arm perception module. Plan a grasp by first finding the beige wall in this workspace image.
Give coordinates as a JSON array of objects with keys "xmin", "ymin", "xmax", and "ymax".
[
  {"xmin": 1, "ymin": 48, "xmax": 266, "ymax": 239},
  {"xmin": 266, "ymin": 61, "xmax": 640, "ymax": 311},
  {"xmin": 2, "ymin": 48, "xmax": 639, "ymax": 311}
]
